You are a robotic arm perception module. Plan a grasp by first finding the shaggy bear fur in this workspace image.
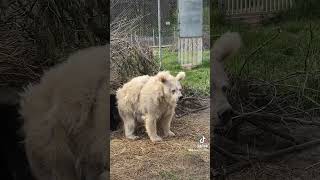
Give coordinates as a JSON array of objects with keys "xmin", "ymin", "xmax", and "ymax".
[
  {"xmin": 116, "ymin": 71, "xmax": 185, "ymax": 142},
  {"xmin": 211, "ymin": 32, "xmax": 242, "ymax": 127},
  {"xmin": 19, "ymin": 46, "xmax": 108, "ymax": 180}
]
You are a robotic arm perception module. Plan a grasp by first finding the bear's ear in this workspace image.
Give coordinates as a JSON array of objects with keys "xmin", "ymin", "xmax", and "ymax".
[
  {"xmin": 176, "ymin": 72, "xmax": 186, "ymax": 81},
  {"xmin": 157, "ymin": 71, "xmax": 168, "ymax": 83},
  {"xmin": 159, "ymin": 75, "xmax": 167, "ymax": 83}
]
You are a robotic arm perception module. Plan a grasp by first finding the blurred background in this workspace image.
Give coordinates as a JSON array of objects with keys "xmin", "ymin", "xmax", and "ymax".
[
  {"xmin": 0, "ymin": 0, "xmax": 109, "ymax": 89},
  {"xmin": 0, "ymin": 1, "xmax": 109, "ymax": 179},
  {"xmin": 211, "ymin": 0, "xmax": 320, "ymax": 179}
]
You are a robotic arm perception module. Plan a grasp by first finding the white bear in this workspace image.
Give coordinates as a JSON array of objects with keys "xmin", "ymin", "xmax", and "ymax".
[
  {"xmin": 116, "ymin": 71, "xmax": 185, "ymax": 142},
  {"xmin": 19, "ymin": 45, "xmax": 109, "ymax": 180}
]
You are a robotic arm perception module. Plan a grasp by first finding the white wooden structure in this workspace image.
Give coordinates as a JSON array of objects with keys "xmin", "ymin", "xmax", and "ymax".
[
  {"xmin": 219, "ymin": 0, "xmax": 295, "ymax": 16},
  {"xmin": 178, "ymin": 0, "xmax": 203, "ymax": 69},
  {"xmin": 178, "ymin": 37, "xmax": 203, "ymax": 69}
]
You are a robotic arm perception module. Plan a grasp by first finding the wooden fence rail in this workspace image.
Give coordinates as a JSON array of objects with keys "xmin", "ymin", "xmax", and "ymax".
[{"xmin": 219, "ymin": 0, "xmax": 295, "ymax": 16}]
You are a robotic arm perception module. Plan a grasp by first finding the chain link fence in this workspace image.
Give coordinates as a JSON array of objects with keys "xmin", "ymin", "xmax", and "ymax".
[{"xmin": 111, "ymin": 0, "xmax": 209, "ymax": 50}]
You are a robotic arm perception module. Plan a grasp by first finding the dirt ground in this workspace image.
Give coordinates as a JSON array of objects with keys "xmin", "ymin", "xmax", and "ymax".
[
  {"xmin": 110, "ymin": 102, "xmax": 210, "ymax": 180},
  {"xmin": 226, "ymin": 125, "xmax": 320, "ymax": 180}
]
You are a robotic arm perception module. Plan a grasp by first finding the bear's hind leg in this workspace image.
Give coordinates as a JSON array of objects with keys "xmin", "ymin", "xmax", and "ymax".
[{"xmin": 119, "ymin": 111, "xmax": 139, "ymax": 140}]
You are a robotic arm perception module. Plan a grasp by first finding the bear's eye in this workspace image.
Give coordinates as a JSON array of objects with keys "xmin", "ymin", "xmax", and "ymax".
[{"xmin": 171, "ymin": 90, "xmax": 176, "ymax": 93}]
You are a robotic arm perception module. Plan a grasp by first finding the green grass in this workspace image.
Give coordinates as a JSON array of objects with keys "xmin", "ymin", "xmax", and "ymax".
[
  {"xmin": 211, "ymin": 18, "xmax": 320, "ymax": 107},
  {"xmin": 160, "ymin": 49, "xmax": 210, "ymax": 96},
  {"xmin": 212, "ymin": 19, "xmax": 320, "ymax": 80}
]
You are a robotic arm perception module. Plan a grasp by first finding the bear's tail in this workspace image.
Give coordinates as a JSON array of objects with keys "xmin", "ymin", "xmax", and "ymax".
[{"xmin": 212, "ymin": 32, "xmax": 242, "ymax": 62}]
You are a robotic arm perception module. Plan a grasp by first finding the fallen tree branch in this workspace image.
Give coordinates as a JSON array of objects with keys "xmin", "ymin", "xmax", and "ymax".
[
  {"xmin": 261, "ymin": 139, "xmax": 320, "ymax": 160},
  {"xmin": 175, "ymin": 105, "xmax": 209, "ymax": 118},
  {"xmin": 233, "ymin": 112, "xmax": 320, "ymax": 126},
  {"xmin": 212, "ymin": 161, "xmax": 252, "ymax": 177},
  {"xmin": 213, "ymin": 139, "xmax": 320, "ymax": 177},
  {"xmin": 246, "ymin": 118, "xmax": 298, "ymax": 144},
  {"xmin": 213, "ymin": 144, "xmax": 249, "ymax": 162}
]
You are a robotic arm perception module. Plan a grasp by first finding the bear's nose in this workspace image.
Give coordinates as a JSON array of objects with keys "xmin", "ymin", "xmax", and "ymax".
[{"xmin": 178, "ymin": 96, "xmax": 183, "ymax": 101}]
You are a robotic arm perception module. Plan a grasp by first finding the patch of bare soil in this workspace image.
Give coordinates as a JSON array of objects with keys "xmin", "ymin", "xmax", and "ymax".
[{"xmin": 110, "ymin": 103, "xmax": 210, "ymax": 180}]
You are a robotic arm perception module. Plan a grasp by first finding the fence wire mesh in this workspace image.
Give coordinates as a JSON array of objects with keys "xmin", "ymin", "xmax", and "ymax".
[
  {"xmin": 111, "ymin": 0, "xmax": 209, "ymax": 49},
  {"xmin": 111, "ymin": 0, "xmax": 176, "ymax": 47}
]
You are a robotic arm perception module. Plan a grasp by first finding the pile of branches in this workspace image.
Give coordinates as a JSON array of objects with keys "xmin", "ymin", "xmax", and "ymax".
[
  {"xmin": 213, "ymin": 72, "xmax": 320, "ymax": 178},
  {"xmin": 175, "ymin": 87, "xmax": 209, "ymax": 118},
  {"xmin": 0, "ymin": 25, "xmax": 39, "ymax": 87},
  {"xmin": 0, "ymin": 0, "xmax": 108, "ymax": 88},
  {"xmin": 109, "ymin": 0, "xmax": 159, "ymax": 94},
  {"xmin": 229, "ymin": 72, "xmax": 320, "ymax": 118}
]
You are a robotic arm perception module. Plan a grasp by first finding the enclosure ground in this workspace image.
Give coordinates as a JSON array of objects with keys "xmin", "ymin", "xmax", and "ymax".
[
  {"xmin": 110, "ymin": 103, "xmax": 210, "ymax": 180},
  {"xmin": 227, "ymin": 125, "xmax": 320, "ymax": 179},
  {"xmin": 212, "ymin": 18, "xmax": 320, "ymax": 180}
]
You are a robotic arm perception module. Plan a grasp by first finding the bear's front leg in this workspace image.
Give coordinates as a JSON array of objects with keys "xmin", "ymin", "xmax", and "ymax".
[
  {"xmin": 160, "ymin": 110, "xmax": 175, "ymax": 138},
  {"xmin": 145, "ymin": 114, "xmax": 162, "ymax": 142}
]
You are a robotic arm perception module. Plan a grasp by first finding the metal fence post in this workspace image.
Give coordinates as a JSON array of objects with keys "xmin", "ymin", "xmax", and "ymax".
[{"xmin": 158, "ymin": 0, "xmax": 162, "ymax": 69}]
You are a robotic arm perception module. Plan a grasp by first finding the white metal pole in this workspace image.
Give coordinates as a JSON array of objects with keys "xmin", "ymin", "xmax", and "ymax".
[
  {"xmin": 153, "ymin": 29, "xmax": 155, "ymax": 46},
  {"xmin": 158, "ymin": 0, "xmax": 162, "ymax": 69},
  {"xmin": 173, "ymin": 27, "xmax": 176, "ymax": 43}
]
